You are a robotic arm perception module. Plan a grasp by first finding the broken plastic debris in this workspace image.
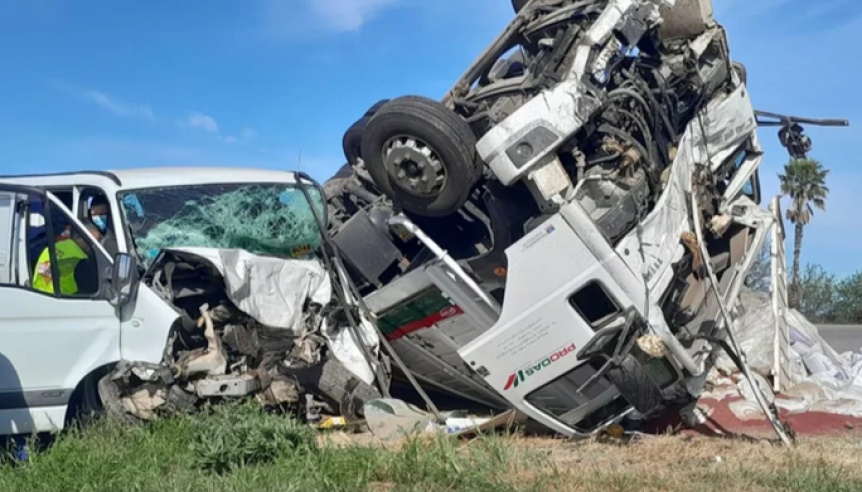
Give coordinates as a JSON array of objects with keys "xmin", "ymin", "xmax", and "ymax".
[
  {"xmin": 364, "ymin": 399, "xmax": 438, "ymax": 440},
  {"xmin": 709, "ymin": 215, "xmax": 732, "ymax": 236},
  {"xmin": 637, "ymin": 335, "xmax": 667, "ymax": 358},
  {"xmin": 316, "ymin": 416, "xmax": 348, "ymax": 429},
  {"xmin": 174, "ymin": 304, "xmax": 228, "ymax": 378},
  {"xmin": 680, "ymin": 402, "xmax": 713, "ymax": 427},
  {"xmin": 445, "ymin": 417, "xmax": 492, "ymax": 434},
  {"xmin": 363, "ymin": 399, "xmax": 493, "ymax": 440},
  {"xmin": 121, "ymin": 388, "xmax": 167, "ymax": 421}
]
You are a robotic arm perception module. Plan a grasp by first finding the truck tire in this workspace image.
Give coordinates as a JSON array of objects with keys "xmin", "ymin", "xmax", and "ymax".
[
  {"xmin": 360, "ymin": 96, "xmax": 479, "ymax": 217},
  {"xmin": 342, "ymin": 99, "xmax": 390, "ymax": 165},
  {"xmin": 605, "ymin": 356, "xmax": 665, "ymax": 416}
]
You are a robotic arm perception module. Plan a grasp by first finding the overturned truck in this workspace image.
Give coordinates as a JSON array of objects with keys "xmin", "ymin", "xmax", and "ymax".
[{"xmin": 326, "ymin": 0, "xmax": 774, "ymax": 435}]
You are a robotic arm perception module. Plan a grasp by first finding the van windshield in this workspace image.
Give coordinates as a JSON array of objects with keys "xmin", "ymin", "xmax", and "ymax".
[{"xmin": 118, "ymin": 183, "xmax": 325, "ymax": 266}]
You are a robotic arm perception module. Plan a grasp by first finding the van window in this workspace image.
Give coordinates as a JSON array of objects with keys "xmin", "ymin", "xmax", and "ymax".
[
  {"xmin": 0, "ymin": 192, "xmax": 106, "ymax": 298},
  {"xmin": 50, "ymin": 189, "xmax": 74, "ymax": 211}
]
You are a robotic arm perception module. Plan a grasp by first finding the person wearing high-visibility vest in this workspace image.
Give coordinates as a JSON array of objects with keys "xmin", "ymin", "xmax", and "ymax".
[{"xmin": 33, "ymin": 221, "xmax": 102, "ymax": 296}]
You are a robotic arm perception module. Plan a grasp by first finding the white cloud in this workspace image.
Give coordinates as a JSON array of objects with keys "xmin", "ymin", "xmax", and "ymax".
[
  {"xmin": 222, "ymin": 128, "xmax": 256, "ymax": 144},
  {"xmin": 307, "ymin": 0, "xmax": 399, "ymax": 31},
  {"xmin": 83, "ymin": 90, "xmax": 155, "ymax": 120},
  {"xmin": 183, "ymin": 112, "xmax": 219, "ymax": 133},
  {"xmin": 260, "ymin": 0, "xmax": 400, "ymax": 37},
  {"xmin": 179, "ymin": 113, "xmax": 256, "ymax": 146}
]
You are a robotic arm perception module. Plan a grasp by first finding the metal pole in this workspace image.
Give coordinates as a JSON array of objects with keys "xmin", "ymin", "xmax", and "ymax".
[{"xmin": 690, "ymin": 192, "xmax": 793, "ymax": 446}]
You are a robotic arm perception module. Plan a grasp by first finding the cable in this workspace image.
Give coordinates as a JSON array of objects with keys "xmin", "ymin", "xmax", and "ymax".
[{"xmin": 598, "ymin": 124, "xmax": 661, "ymax": 193}]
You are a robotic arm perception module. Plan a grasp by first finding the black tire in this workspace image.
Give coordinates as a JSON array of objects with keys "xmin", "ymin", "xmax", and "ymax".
[
  {"xmin": 605, "ymin": 357, "xmax": 665, "ymax": 415},
  {"xmin": 512, "ymin": 0, "xmax": 530, "ymax": 13},
  {"xmin": 323, "ymin": 163, "xmax": 354, "ymax": 199},
  {"xmin": 97, "ymin": 375, "xmax": 138, "ymax": 425},
  {"xmin": 317, "ymin": 360, "xmax": 382, "ymax": 418},
  {"xmin": 65, "ymin": 376, "xmax": 104, "ymax": 428},
  {"xmin": 360, "ymin": 96, "xmax": 479, "ymax": 217},
  {"xmin": 330, "ymin": 163, "xmax": 354, "ymax": 181},
  {"xmin": 342, "ymin": 99, "xmax": 390, "ymax": 165}
]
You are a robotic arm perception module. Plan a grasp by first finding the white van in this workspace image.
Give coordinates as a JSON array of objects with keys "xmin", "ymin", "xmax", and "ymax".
[{"xmin": 0, "ymin": 168, "xmax": 343, "ymax": 435}]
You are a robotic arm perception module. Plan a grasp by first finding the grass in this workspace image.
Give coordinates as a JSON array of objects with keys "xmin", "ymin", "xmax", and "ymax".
[{"xmin": 0, "ymin": 402, "xmax": 860, "ymax": 491}]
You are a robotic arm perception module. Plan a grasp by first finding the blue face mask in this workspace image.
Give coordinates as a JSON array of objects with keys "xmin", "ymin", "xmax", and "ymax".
[{"xmin": 92, "ymin": 215, "xmax": 109, "ymax": 232}]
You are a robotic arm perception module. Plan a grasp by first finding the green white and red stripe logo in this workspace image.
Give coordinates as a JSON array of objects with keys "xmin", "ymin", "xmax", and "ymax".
[{"xmin": 503, "ymin": 343, "xmax": 577, "ymax": 391}]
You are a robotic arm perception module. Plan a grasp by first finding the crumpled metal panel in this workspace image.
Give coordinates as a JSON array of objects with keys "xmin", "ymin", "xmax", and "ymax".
[{"xmin": 659, "ymin": 0, "xmax": 714, "ymax": 39}]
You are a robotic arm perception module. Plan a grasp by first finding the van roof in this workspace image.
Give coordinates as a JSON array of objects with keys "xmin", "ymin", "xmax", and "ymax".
[{"xmin": 0, "ymin": 166, "xmax": 300, "ymax": 190}]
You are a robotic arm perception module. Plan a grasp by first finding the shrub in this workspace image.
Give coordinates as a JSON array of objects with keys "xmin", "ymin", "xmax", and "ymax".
[{"xmin": 188, "ymin": 401, "xmax": 316, "ymax": 475}]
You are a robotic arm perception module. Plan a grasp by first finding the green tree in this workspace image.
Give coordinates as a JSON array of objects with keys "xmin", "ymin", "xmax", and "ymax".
[
  {"xmin": 834, "ymin": 271, "xmax": 862, "ymax": 324},
  {"xmin": 797, "ymin": 264, "xmax": 836, "ymax": 322},
  {"xmin": 744, "ymin": 238, "xmax": 772, "ymax": 295},
  {"xmin": 779, "ymin": 158, "xmax": 829, "ymax": 309}
]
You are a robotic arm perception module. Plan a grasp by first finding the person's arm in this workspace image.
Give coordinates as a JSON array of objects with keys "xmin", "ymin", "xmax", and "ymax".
[
  {"xmin": 73, "ymin": 258, "xmax": 99, "ymax": 295},
  {"xmin": 101, "ymin": 231, "xmax": 119, "ymax": 258}
]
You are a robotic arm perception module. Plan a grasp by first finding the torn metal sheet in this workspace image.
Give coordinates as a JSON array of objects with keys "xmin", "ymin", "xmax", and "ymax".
[
  {"xmin": 169, "ymin": 247, "xmax": 332, "ymax": 334},
  {"xmin": 322, "ymin": 317, "xmax": 379, "ymax": 387}
]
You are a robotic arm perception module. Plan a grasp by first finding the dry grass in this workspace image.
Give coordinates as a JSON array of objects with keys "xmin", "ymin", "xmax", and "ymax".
[
  {"xmin": 321, "ymin": 431, "xmax": 862, "ymax": 491},
  {"xmin": 492, "ymin": 433, "xmax": 862, "ymax": 491}
]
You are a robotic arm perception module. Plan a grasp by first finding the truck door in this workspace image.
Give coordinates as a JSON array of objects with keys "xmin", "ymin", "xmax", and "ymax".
[{"xmin": 0, "ymin": 187, "xmax": 120, "ymax": 434}]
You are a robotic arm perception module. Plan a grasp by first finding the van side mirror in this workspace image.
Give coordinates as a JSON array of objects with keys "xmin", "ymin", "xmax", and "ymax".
[{"xmin": 110, "ymin": 253, "xmax": 139, "ymax": 307}]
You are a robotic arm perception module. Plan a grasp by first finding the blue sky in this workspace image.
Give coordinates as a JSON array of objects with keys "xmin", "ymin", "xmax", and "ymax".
[{"xmin": 1, "ymin": 0, "xmax": 860, "ymax": 276}]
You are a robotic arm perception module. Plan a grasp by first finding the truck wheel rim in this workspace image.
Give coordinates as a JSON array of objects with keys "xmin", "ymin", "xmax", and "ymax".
[{"xmin": 381, "ymin": 135, "xmax": 446, "ymax": 197}]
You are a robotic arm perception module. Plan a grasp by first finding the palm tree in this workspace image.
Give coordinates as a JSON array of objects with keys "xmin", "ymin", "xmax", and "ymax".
[{"xmin": 779, "ymin": 158, "xmax": 829, "ymax": 309}]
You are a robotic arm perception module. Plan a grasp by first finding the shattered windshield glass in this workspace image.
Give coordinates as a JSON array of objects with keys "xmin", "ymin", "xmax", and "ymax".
[{"xmin": 118, "ymin": 183, "xmax": 325, "ymax": 266}]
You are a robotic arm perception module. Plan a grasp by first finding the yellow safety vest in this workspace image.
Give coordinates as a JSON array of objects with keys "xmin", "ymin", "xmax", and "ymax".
[{"xmin": 32, "ymin": 239, "xmax": 89, "ymax": 295}]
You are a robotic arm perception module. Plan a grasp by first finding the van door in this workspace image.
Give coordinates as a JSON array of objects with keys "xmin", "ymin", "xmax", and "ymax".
[
  {"xmin": 0, "ymin": 187, "xmax": 120, "ymax": 435},
  {"xmin": 0, "ymin": 191, "xmax": 15, "ymax": 284}
]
